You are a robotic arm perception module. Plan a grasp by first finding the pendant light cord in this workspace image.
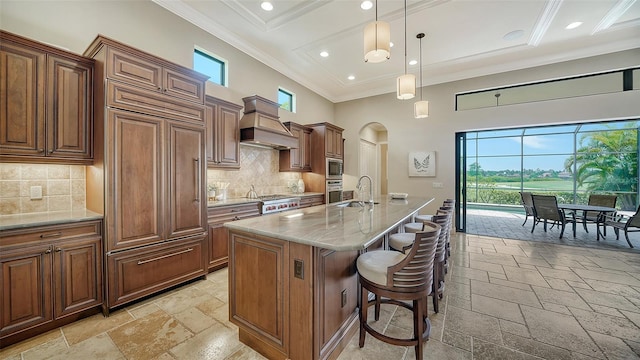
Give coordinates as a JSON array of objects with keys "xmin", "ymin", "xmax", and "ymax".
[
  {"xmin": 419, "ymin": 34, "xmax": 423, "ymax": 100},
  {"xmin": 403, "ymin": 0, "xmax": 407, "ymax": 75}
]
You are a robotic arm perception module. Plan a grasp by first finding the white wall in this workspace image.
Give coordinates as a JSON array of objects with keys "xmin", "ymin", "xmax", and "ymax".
[
  {"xmin": 336, "ymin": 49, "xmax": 640, "ymax": 214},
  {"xmin": 0, "ymin": 0, "xmax": 334, "ymax": 125}
]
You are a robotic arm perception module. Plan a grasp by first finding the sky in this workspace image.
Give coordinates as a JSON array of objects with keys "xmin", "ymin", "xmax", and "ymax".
[{"xmin": 465, "ymin": 120, "xmax": 638, "ymax": 172}]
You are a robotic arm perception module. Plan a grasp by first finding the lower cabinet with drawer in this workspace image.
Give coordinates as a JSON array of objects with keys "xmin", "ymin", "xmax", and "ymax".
[
  {"xmin": 106, "ymin": 234, "xmax": 207, "ymax": 309},
  {"xmin": 207, "ymin": 202, "xmax": 261, "ymax": 271},
  {"xmin": 300, "ymin": 194, "xmax": 324, "ymax": 208},
  {"xmin": 0, "ymin": 220, "xmax": 103, "ymax": 347}
]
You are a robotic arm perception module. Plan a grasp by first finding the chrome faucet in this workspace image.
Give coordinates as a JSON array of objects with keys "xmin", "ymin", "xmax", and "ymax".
[{"xmin": 356, "ymin": 175, "xmax": 374, "ymax": 206}]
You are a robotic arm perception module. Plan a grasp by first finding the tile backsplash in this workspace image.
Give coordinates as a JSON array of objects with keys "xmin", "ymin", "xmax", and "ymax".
[
  {"xmin": 0, "ymin": 163, "xmax": 86, "ymax": 215},
  {"xmin": 0, "ymin": 146, "xmax": 300, "ymax": 215},
  {"xmin": 208, "ymin": 145, "xmax": 301, "ymax": 198}
]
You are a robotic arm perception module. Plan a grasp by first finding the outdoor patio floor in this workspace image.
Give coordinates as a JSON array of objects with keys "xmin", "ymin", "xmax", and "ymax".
[{"xmin": 466, "ymin": 208, "xmax": 640, "ymax": 251}]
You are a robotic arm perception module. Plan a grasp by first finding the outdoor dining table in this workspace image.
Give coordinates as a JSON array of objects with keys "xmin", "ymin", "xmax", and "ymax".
[{"xmin": 558, "ymin": 203, "xmax": 617, "ymax": 239}]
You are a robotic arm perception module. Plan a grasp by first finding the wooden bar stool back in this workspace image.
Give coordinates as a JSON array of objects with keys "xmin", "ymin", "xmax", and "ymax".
[{"xmin": 357, "ymin": 222, "xmax": 441, "ymax": 360}]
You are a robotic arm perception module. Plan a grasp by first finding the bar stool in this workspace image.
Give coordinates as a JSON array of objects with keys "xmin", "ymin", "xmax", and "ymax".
[
  {"xmin": 404, "ymin": 200, "xmax": 454, "ymax": 232},
  {"xmin": 357, "ymin": 222, "xmax": 441, "ymax": 360},
  {"xmin": 415, "ymin": 199, "xmax": 454, "ymax": 223},
  {"xmin": 389, "ymin": 214, "xmax": 449, "ymax": 313}
]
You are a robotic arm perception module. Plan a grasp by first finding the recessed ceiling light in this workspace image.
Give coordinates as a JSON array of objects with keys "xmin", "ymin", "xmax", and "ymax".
[
  {"xmin": 348, "ymin": 75, "xmax": 355, "ymax": 80},
  {"xmin": 320, "ymin": 51, "xmax": 329, "ymax": 57},
  {"xmin": 361, "ymin": 1, "xmax": 373, "ymax": 10},
  {"xmin": 503, "ymin": 29, "xmax": 524, "ymax": 41},
  {"xmin": 261, "ymin": 1, "xmax": 273, "ymax": 11},
  {"xmin": 566, "ymin": 22, "xmax": 583, "ymax": 30},
  {"xmin": 409, "ymin": 59, "xmax": 417, "ymax": 66}
]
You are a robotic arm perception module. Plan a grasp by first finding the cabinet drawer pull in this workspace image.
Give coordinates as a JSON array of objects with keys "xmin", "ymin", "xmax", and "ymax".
[
  {"xmin": 44, "ymin": 248, "xmax": 52, "ymax": 254},
  {"xmin": 136, "ymin": 248, "xmax": 193, "ymax": 265},
  {"xmin": 55, "ymin": 248, "xmax": 62, "ymax": 252},
  {"xmin": 40, "ymin": 232, "xmax": 62, "ymax": 238}
]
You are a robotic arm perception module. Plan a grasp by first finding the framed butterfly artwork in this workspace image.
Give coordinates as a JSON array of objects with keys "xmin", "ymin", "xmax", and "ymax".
[{"xmin": 408, "ymin": 151, "xmax": 436, "ymax": 177}]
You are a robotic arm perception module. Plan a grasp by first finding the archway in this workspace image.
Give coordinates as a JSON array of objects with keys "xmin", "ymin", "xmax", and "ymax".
[{"xmin": 358, "ymin": 122, "xmax": 388, "ymax": 197}]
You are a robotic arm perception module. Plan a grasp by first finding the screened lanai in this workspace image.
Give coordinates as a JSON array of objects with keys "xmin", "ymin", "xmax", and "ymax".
[{"xmin": 457, "ymin": 119, "xmax": 639, "ymax": 251}]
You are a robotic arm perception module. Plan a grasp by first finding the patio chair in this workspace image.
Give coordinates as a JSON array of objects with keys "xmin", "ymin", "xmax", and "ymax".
[
  {"xmin": 531, "ymin": 195, "xmax": 576, "ymax": 239},
  {"xmin": 519, "ymin": 192, "xmax": 535, "ymax": 226},
  {"xmin": 582, "ymin": 194, "xmax": 617, "ymax": 234},
  {"xmin": 598, "ymin": 205, "xmax": 640, "ymax": 248}
]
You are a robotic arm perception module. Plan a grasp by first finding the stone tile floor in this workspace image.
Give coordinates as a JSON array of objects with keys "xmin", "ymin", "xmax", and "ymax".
[{"xmin": 2, "ymin": 211, "xmax": 640, "ymax": 360}]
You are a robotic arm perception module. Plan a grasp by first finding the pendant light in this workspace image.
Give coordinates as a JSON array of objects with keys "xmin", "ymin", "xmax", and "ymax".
[
  {"xmin": 363, "ymin": 0, "xmax": 390, "ymax": 63},
  {"xmin": 396, "ymin": 0, "xmax": 415, "ymax": 100},
  {"xmin": 414, "ymin": 32, "xmax": 429, "ymax": 118}
]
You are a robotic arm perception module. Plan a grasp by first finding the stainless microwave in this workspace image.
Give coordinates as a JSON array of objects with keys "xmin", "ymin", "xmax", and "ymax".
[{"xmin": 326, "ymin": 158, "xmax": 343, "ymax": 179}]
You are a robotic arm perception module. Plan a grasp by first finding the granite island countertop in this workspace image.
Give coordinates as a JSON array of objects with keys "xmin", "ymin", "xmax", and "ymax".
[
  {"xmin": 0, "ymin": 209, "xmax": 104, "ymax": 231},
  {"xmin": 224, "ymin": 196, "xmax": 433, "ymax": 251}
]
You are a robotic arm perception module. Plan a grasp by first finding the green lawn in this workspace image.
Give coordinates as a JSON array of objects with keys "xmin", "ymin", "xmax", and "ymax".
[{"xmin": 475, "ymin": 180, "xmax": 575, "ymax": 191}]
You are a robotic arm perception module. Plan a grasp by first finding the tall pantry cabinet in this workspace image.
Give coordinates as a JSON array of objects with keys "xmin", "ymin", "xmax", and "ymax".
[{"xmin": 84, "ymin": 36, "xmax": 209, "ymax": 311}]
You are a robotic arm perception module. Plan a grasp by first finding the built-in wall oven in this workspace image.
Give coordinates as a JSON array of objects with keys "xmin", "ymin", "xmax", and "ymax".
[
  {"xmin": 326, "ymin": 179, "xmax": 343, "ymax": 204},
  {"xmin": 326, "ymin": 158, "xmax": 343, "ymax": 179}
]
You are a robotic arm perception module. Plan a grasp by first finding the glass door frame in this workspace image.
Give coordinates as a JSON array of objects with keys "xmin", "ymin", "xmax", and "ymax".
[{"xmin": 455, "ymin": 132, "xmax": 467, "ymax": 232}]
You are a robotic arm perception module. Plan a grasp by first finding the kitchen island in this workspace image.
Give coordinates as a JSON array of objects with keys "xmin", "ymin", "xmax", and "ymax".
[{"xmin": 224, "ymin": 196, "xmax": 433, "ymax": 360}]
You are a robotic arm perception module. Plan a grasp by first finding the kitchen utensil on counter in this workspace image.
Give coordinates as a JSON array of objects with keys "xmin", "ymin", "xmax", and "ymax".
[{"xmin": 247, "ymin": 185, "xmax": 258, "ymax": 199}]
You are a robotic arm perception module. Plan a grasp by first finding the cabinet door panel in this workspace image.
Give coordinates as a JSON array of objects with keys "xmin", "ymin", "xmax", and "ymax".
[
  {"xmin": 47, "ymin": 55, "xmax": 92, "ymax": 159},
  {"xmin": 204, "ymin": 100, "xmax": 218, "ymax": 164},
  {"xmin": 108, "ymin": 110, "xmax": 164, "ymax": 251},
  {"xmin": 289, "ymin": 126, "xmax": 302, "ymax": 168},
  {"xmin": 0, "ymin": 244, "xmax": 52, "ymax": 337},
  {"xmin": 316, "ymin": 249, "xmax": 358, "ymax": 347},
  {"xmin": 163, "ymin": 68, "xmax": 205, "ymax": 104},
  {"xmin": 53, "ymin": 237, "xmax": 102, "ymax": 318},
  {"xmin": 333, "ymin": 131, "xmax": 343, "ymax": 159},
  {"xmin": 301, "ymin": 129, "xmax": 312, "ymax": 170},
  {"xmin": 0, "ymin": 42, "xmax": 45, "ymax": 156},
  {"xmin": 167, "ymin": 122, "xmax": 205, "ymax": 239},
  {"xmin": 208, "ymin": 224, "xmax": 229, "ymax": 270},
  {"xmin": 107, "ymin": 47, "xmax": 162, "ymax": 91},
  {"xmin": 218, "ymin": 106, "xmax": 240, "ymax": 167}
]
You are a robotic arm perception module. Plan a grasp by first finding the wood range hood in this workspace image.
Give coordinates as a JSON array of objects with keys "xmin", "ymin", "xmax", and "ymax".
[{"xmin": 239, "ymin": 95, "xmax": 298, "ymax": 150}]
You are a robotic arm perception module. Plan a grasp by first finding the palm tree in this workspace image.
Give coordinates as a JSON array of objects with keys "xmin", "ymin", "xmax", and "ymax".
[{"xmin": 564, "ymin": 125, "xmax": 638, "ymax": 210}]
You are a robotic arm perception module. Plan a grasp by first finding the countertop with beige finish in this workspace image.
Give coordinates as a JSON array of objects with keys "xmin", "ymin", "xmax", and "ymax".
[
  {"xmin": 224, "ymin": 196, "xmax": 433, "ymax": 251},
  {"xmin": 0, "ymin": 209, "xmax": 104, "ymax": 231}
]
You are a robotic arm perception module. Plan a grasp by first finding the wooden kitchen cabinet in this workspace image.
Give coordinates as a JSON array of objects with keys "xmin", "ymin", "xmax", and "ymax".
[
  {"xmin": 205, "ymin": 96, "xmax": 242, "ymax": 169},
  {"xmin": 85, "ymin": 35, "xmax": 209, "ymax": 311},
  {"xmin": 307, "ymin": 122, "xmax": 343, "ymax": 160},
  {"xmin": 167, "ymin": 121, "xmax": 206, "ymax": 239},
  {"xmin": 106, "ymin": 109, "xmax": 164, "ymax": 251},
  {"xmin": 207, "ymin": 202, "xmax": 261, "ymax": 271},
  {"xmin": 106, "ymin": 234, "xmax": 206, "ymax": 308},
  {"xmin": 106, "ymin": 46, "xmax": 204, "ymax": 104},
  {"xmin": 299, "ymin": 194, "xmax": 324, "ymax": 208},
  {"xmin": 0, "ymin": 30, "xmax": 94, "ymax": 164},
  {"xmin": 280, "ymin": 122, "xmax": 312, "ymax": 172},
  {"xmin": 0, "ymin": 220, "xmax": 103, "ymax": 346}
]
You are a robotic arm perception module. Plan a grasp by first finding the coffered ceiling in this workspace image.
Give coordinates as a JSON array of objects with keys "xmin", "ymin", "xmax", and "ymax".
[{"xmin": 152, "ymin": 0, "xmax": 640, "ymax": 103}]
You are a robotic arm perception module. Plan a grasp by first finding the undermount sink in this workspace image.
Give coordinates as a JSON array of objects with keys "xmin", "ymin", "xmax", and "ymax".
[{"xmin": 336, "ymin": 201, "xmax": 379, "ymax": 208}]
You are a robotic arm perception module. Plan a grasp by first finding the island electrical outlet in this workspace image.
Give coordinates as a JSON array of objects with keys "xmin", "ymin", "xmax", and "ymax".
[{"xmin": 294, "ymin": 259, "xmax": 304, "ymax": 279}]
